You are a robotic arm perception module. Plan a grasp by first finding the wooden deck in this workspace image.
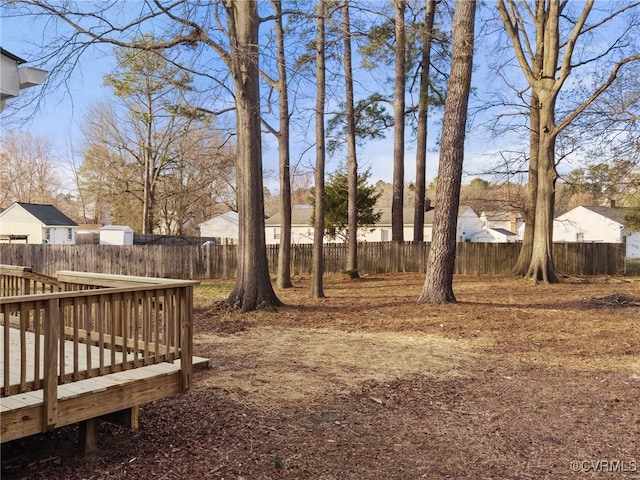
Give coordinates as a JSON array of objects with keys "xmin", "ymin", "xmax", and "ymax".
[{"xmin": 0, "ymin": 266, "xmax": 208, "ymax": 450}]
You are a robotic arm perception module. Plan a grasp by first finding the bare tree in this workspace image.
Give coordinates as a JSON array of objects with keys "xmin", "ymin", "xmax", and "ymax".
[
  {"xmin": 2, "ymin": 0, "xmax": 282, "ymax": 310},
  {"xmin": 391, "ymin": 0, "xmax": 406, "ymax": 243},
  {"xmin": 413, "ymin": 0, "xmax": 437, "ymax": 243},
  {"xmin": 418, "ymin": 0, "xmax": 476, "ymax": 304},
  {"xmin": 225, "ymin": 0, "xmax": 282, "ymax": 311},
  {"xmin": 341, "ymin": 0, "xmax": 360, "ymax": 277},
  {"xmin": 497, "ymin": 0, "xmax": 640, "ymax": 282},
  {"xmin": 311, "ymin": 0, "xmax": 327, "ymax": 299},
  {"xmin": 261, "ymin": 0, "xmax": 293, "ymax": 289},
  {"xmin": 0, "ymin": 131, "xmax": 60, "ymax": 208}
]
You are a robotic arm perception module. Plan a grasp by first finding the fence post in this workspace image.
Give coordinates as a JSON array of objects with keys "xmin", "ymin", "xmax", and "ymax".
[{"xmin": 179, "ymin": 286, "xmax": 193, "ymax": 392}]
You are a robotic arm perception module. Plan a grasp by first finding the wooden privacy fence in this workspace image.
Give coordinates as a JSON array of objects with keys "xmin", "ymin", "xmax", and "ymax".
[{"xmin": 0, "ymin": 242, "xmax": 626, "ymax": 279}]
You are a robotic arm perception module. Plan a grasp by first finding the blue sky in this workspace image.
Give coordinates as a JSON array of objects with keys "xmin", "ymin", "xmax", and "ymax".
[
  {"xmin": 2, "ymin": 2, "xmax": 632, "ymax": 196},
  {"xmin": 0, "ymin": 4, "xmax": 462, "ymax": 195}
]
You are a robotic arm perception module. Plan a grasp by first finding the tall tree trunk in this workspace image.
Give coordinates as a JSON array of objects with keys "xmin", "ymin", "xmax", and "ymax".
[
  {"xmin": 392, "ymin": 0, "xmax": 406, "ymax": 243},
  {"xmin": 413, "ymin": 0, "xmax": 436, "ymax": 243},
  {"xmin": 311, "ymin": 0, "xmax": 326, "ymax": 299},
  {"xmin": 526, "ymin": 98, "xmax": 559, "ymax": 282},
  {"xmin": 513, "ymin": 92, "xmax": 540, "ymax": 275},
  {"xmin": 513, "ymin": 0, "xmax": 543, "ymax": 276},
  {"xmin": 342, "ymin": 1, "xmax": 359, "ymax": 276},
  {"xmin": 225, "ymin": 0, "xmax": 282, "ymax": 311},
  {"xmin": 497, "ymin": 0, "xmax": 623, "ymax": 284},
  {"xmin": 418, "ymin": 0, "xmax": 476, "ymax": 304},
  {"xmin": 273, "ymin": 0, "xmax": 293, "ymax": 289}
]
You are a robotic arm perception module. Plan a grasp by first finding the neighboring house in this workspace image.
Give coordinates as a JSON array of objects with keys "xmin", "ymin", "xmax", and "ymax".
[
  {"xmin": 1, "ymin": 48, "xmax": 47, "ymax": 113},
  {"xmin": 265, "ymin": 206, "xmax": 331, "ymax": 245},
  {"xmin": 457, "ymin": 206, "xmax": 484, "ymax": 242},
  {"xmin": 0, "ymin": 202, "xmax": 78, "ymax": 244},
  {"xmin": 264, "ymin": 205, "xmax": 483, "ymax": 245},
  {"xmin": 471, "ymin": 228, "xmax": 518, "ymax": 243},
  {"xmin": 553, "ymin": 205, "xmax": 640, "ymax": 258},
  {"xmin": 480, "ymin": 211, "xmax": 524, "ymax": 235},
  {"xmin": 199, "ymin": 211, "xmax": 239, "ymax": 244},
  {"xmin": 359, "ymin": 206, "xmax": 435, "ymax": 243}
]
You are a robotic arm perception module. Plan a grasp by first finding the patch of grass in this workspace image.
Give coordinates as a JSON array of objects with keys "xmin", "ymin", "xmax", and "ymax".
[
  {"xmin": 344, "ymin": 269, "xmax": 359, "ymax": 279},
  {"xmin": 625, "ymin": 258, "xmax": 640, "ymax": 276},
  {"xmin": 193, "ymin": 280, "xmax": 235, "ymax": 307},
  {"xmin": 274, "ymin": 456, "xmax": 284, "ymax": 469}
]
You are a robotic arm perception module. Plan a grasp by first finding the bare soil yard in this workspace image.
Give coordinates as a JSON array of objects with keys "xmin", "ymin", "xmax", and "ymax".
[{"xmin": 2, "ymin": 274, "xmax": 639, "ymax": 479}]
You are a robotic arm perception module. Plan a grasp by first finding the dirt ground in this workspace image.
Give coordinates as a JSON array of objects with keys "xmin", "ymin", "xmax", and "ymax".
[{"xmin": 2, "ymin": 274, "xmax": 639, "ymax": 479}]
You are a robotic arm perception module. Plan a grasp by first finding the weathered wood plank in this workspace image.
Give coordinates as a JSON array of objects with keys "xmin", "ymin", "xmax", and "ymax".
[{"xmin": 0, "ymin": 361, "xmax": 185, "ymax": 443}]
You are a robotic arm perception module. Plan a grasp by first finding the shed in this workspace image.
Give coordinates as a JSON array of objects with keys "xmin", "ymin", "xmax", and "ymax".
[{"xmin": 100, "ymin": 225, "xmax": 134, "ymax": 245}]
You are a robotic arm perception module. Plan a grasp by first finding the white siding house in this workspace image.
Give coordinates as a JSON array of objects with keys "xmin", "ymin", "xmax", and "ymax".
[
  {"xmin": 0, "ymin": 202, "xmax": 78, "ymax": 245},
  {"xmin": 471, "ymin": 228, "xmax": 518, "ymax": 243},
  {"xmin": 264, "ymin": 205, "xmax": 483, "ymax": 244},
  {"xmin": 1, "ymin": 48, "xmax": 47, "ymax": 113},
  {"xmin": 265, "ymin": 206, "xmax": 329, "ymax": 245},
  {"xmin": 480, "ymin": 211, "xmax": 524, "ymax": 235},
  {"xmin": 457, "ymin": 206, "xmax": 484, "ymax": 242},
  {"xmin": 199, "ymin": 211, "xmax": 239, "ymax": 243},
  {"xmin": 553, "ymin": 205, "xmax": 640, "ymax": 258}
]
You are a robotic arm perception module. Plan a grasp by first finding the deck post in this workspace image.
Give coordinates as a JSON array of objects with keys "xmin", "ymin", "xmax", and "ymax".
[
  {"xmin": 79, "ymin": 418, "xmax": 99, "ymax": 452},
  {"xmin": 43, "ymin": 297, "xmax": 59, "ymax": 431},
  {"xmin": 180, "ymin": 285, "xmax": 193, "ymax": 392}
]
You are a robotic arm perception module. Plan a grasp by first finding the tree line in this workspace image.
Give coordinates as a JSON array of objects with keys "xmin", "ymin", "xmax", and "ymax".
[{"xmin": 1, "ymin": 0, "xmax": 639, "ymax": 310}]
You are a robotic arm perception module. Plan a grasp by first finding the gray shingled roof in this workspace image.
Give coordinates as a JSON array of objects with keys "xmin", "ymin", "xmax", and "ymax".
[
  {"xmin": 581, "ymin": 205, "xmax": 633, "ymax": 225},
  {"xmin": 265, "ymin": 205, "xmax": 446, "ymax": 227},
  {"xmin": 17, "ymin": 202, "xmax": 78, "ymax": 227},
  {"xmin": 491, "ymin": 227, "xmax": 517, "ymax": 236}
]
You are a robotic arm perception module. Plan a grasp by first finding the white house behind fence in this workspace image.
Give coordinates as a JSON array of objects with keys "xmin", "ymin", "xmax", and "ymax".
[
  {"xmin": 0, "ymin": 202, "xmax": 78, "ymax": 245},
  {"xmin": 263, "ymin": 205, "xmax": 488, "ymax": 245},
  {"xmin": 199, "ymin": 211, "xmax": 239, "ymax": 244},
  {"xmin": 553, "ymin": 205, "xmax": 640, "ymax": 258}
]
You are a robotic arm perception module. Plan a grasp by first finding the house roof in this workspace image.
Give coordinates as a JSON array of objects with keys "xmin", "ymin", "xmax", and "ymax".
[
  {"xmin": 0, "ymin": 48, "xmax": 26, "ymax": 64},
  {"xmin": 375, "ymin": 206, "xmax": 436, "ymax": 226},
  {"xmin": 100, "ymin": 225, "xmax": 133, "ymax": 232},
  {"xmin": 265, "ymin": 207, "xmax": 314, "ymax": 226},
  {"xmin": 14, "ymin": 202, "xmax": 78, "ymax": 227},
  {"xmin": 481, "ymin": 211, "xmax": 522, "ymax": 221},
  {"xmin": 265, "ymin": 205, "xmax": 475, "ymax": 227},
  {"xmin": 200, "ymin": 211, "xmax": 239, "ymax": 227},
  {"xmin": 580, "ymin": 205, "xmax": 633, "ymax": 225},
  {"xmin": 491, "ymin": 227, "xmax": 517, "ymax": 236}
]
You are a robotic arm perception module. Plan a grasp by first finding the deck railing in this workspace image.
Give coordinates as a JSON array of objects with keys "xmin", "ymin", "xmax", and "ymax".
[
  {"xmin": 0, "ymin": 265, "xmax": 61, "ymax": 296},
  {"xmin": 0, "ymin": 267, "xmax": 197, "ymax": 431}
]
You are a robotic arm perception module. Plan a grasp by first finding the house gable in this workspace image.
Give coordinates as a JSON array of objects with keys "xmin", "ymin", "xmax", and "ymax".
[
  {"xmin": 199, "ymin": 211, "xmax": 239, "ymax": 240},
  {"xmin": 15, "ymin": 202, "xmax": 78, "ymax": 227},
  {"xmin": 0, "ymin": 202, "xmax": 77, "ymax": 244},
  {"xmin": 554, "ymin": 205, "xmax": 627, "ymax": 243}
]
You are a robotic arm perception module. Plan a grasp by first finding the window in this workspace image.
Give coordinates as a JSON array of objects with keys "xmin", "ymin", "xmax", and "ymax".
[
  {"xmin": 45, "ymin": 229, "xmax": 51, "ymax": 241},
  {"xmin": 576, "ymin": 232, "xmax": 584, "ymax": 242},
  {"xmin": 67, "ymin": 228, "xmax": 73, "ymax": 241},
  {"xmin": 381, "ymin": 229, "xmax": 389, "ymax": 242},
  {"xmin": 274, "ymin": 228, "xmax": 280, "ymax": 240}
]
